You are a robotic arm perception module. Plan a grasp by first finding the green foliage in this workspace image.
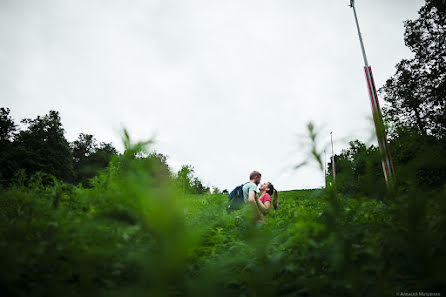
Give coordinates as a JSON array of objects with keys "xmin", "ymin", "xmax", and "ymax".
[
  {"xmin": 379, "ymin": 0, "xmax": 445, "ymax": 138},
  {"xmin": 0, "ymin": 108, "xmax": 18, "ymax": 184},
  {"xmin": 0, "ymin": 108, "xmax": 213, "ymax": 196},
  {"xmin": 13, "ymin": 110, "xmax": 74, "ymax": 183},
  {"xmin": 1, "ymin": 125, "xmax": 445, "ymax": 296},
  {"xmin": 0, "ymin": 107, "xmax": 16, "ymax": 143},
  {"xmin": 174, "ymin": 165, "xmax": 210, "ymax": 194},
  {"xmin": 0, "ymin": 108, "xmax": 118, "ymax": 187},
  {"xmin": 2, "ymin": 170, "xmax": 445, "ymax": 296},
  {"xmin": 71, "ymin": 133, "xmax": 117, "ymax": 187},
  {"xmin": 327, "ymin": 140, "xmax": 387, "ymax": 198},
  {"xmin": 389, "ymin": 126, "xmax": 446, "ymax": 191}
]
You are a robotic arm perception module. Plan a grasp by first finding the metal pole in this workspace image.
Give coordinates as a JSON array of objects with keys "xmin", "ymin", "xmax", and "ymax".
[
  {"xmin": 324, "ymin": 150, "xmax": 327, "ymax": 187},
  {"xmin": 351, "ymin": 0, "xmax": 369, "ymax": 67},
  {"xmin": 330, "ymin": 132, "xmax": 336, "ymax": 184},
  {"xmin": 349, "ymin": 0, "xmax": 395, "ymax": 186}
]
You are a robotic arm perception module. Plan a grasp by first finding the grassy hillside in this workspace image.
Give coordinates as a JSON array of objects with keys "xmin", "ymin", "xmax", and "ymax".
[{"xmin": 2, "ymin": 166, "xmax": 444, "ymax": 297}]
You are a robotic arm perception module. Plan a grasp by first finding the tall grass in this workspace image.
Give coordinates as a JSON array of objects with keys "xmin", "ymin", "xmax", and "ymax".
[{"xmin": 1, "ymin": 132, "xmax": 445, "ymax": 297}]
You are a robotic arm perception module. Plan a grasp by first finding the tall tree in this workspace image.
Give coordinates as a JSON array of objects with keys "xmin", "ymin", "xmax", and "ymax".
[
  {"xmin": 380, "ymin": 0, "xmax": 446, "ymax": 138},
  {"xmin": 14, "ymin": 110, "xmax": 74, "ymax": 182},
  {"xmin": 0, "ymin": 107, "xmax": 16, "ymax": 143},
  {"xmin": 71, "ymin": 133, "xmax": 96, "ymax": 163},
  {"xmin": 176, "ymin": 165, "xmax": 194, "ymax": 193},
  {"xmin": 191, "ymin": 177, "xmax": 209, "ymax": 194},
  {"xmin": 145, "ymin": 152, "xmax": 171, "ymax": 181},
  {"xmin": 327, "ymin": 140, "xmax": 385, "ymax": 197},
  {"xmin": 71, "ymin": 133, "xmax": 117, "ymax": 186},
  {"xmin": 0, "ymin": 108, "xmax": 18, "ymax": 184},
  {"xmin": 174, "ymin": 165, "xmax": 208, "ymax": 194}
]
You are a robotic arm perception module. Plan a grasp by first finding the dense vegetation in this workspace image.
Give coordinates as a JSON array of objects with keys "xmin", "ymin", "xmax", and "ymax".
[
  {"xmin": 0, "ymin": 108, "xmax": 212, "ymax": 193},
  {"xmin": 1, "ymin": 147, "xmax": 445, "ymax": 296},
  {"xmin": 1, "ymin": 0, "xmax": 445, "ymax": 296}
]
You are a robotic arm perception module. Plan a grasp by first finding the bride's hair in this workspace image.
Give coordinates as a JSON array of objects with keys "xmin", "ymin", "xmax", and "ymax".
[{"xmin": 266, "ymin": 182, "xmax": 278, "ymax": 211}]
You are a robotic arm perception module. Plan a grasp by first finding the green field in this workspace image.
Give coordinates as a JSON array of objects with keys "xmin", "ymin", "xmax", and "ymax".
[{"xmin": 2, "ymin": 160, "xmax": 445, "ymax": 297}]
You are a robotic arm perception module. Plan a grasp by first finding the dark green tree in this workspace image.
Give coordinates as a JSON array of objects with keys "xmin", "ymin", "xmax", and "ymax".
[
  {"xmin": 14, "ymin": 110, "xmax": 74, "ymax": 182},
  {"xmin": 388, "ymin": 126, "xmax": 446, "ymax": 190},
  {"xmin": 0, "ymin": 108, "xmax": 18, "ymax": 184},
  {"xmin": 380, "ymin": 0, "xmax": 446, "ymax": 138},
  {"xmin": 72, "ymin": 133, "xmax": 96, "ymax": 163},
  {"xmin": 327, "ymin": 140, "xmax": 386, "ymax": 198},
  {"xmin": 145, "ymin": 152, "xmax": 172, "ymax": 182},
  {"xmin": 71, "ymin": 133, "xmax": 117, "ymax": 186},
  {"xmin": 0, "ymin": 107, "xmax": 16, "ymax": 143},
  {"xmin": 191, "ymin": 177, "xmax": 209, "ymax": 194}
]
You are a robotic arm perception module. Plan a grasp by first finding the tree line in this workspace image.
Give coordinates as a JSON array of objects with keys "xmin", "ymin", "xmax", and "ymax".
[
  {"xmin": 327, "ymin": 0, "xmax": 446, "ymax": 197},
  {"xmin": 0, "ymin": 108, "xmax": 220, "ymax": 194}
]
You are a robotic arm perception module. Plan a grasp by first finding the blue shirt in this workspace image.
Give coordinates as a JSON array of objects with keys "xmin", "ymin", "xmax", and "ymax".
[{"xmin": 242, "ymin": 182, "xmax": 257, "ymax": 202}]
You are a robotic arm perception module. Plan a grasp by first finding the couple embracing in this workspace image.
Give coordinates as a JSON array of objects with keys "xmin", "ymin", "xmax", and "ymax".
[{"xmin": 242, "ymin": 171, "xmax": 278, "ymax": 219}]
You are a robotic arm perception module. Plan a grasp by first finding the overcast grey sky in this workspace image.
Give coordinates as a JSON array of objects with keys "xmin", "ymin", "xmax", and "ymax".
[{"xmin": 1, "ymin": 0, "xmax": 424, "ymax": 190}]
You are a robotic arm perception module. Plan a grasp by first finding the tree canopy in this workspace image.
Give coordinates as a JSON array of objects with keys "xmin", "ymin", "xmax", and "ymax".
[
  {"xmin": 380, "ymin": 0, "xmax": 446, "ymax": 138},
  {"xmin": 0, "ymin": 109, "xmax": 117, "ymax": 186},
  {"xmin": 0, "ymin": 108, "xmax": 212, "ymax": 193}
]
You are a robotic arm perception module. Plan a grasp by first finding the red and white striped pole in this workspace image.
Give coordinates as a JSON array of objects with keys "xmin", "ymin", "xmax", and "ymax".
[{"xmin": 350, "ymin": 0, "xmax": 395, "ymax": 186}]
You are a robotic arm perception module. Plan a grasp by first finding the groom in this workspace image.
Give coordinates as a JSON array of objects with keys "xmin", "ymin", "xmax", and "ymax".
[{"xmin": 242, "ymin": 171, "xmax": 261, "ymax": 203}]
